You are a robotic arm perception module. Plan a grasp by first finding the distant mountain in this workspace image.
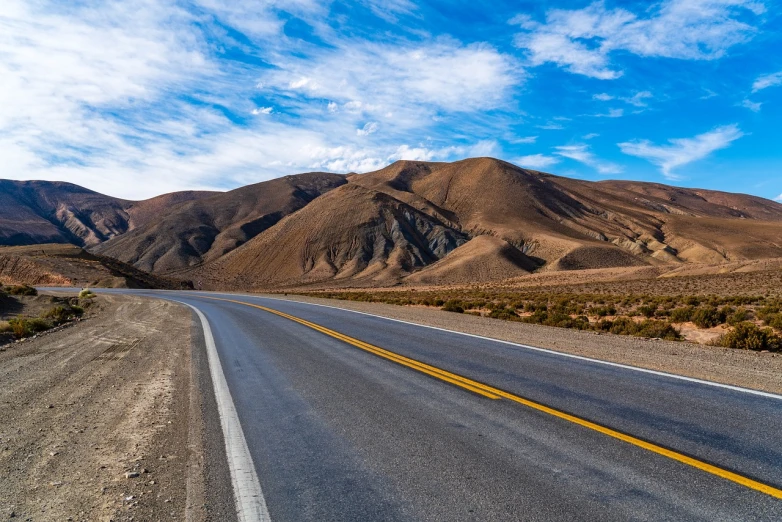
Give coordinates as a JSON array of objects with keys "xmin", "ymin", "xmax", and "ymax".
[
  {"xmin": 92, "ymin": 173, "xmax": 348, "ymax": 273},
  {"xmin": 3, "ymin": 158, "xmax": 782, "ymax": 290},
  {"xmin": 0, "ymin": 180, "xmax": 214, "ymax": 247}
]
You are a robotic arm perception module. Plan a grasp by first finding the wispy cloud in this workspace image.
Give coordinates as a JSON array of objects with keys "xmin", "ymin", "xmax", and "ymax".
[
  {"xmin": 739, "ymin": 99, "xmax": 762, "ymax": 112},
  {"xmin": 513, "ymin": 1, "xmax": 764, "ymax": 79},
  {"xmin": 513, "ymin": 154, "xmax": 560, "ymax": 170},
  {"xmin": 594, "ymin": 108, "xmax": 624, "ymax": 118},
  {"xmin": 752, "ymin": 71, "xmax": 782, "ymax": 92},
  {"xmin": 356, "ymin": 122, "xmax": 379, "ymax": 136},
  {"xmin": 775, "ymin": 194, "xmax": 782, "ymax": 202},
  {"xmin": 619, "ymin": 124, "xmax": 744, "ymax": 178},
  {"xmin": 555, "ymin": 144, "xmax": 622, "ymax": 174}
]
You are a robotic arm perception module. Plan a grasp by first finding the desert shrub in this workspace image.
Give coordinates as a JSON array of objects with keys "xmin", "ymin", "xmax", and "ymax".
[
  {"xmin": 8, "ymin": 317, "xmax": 51, "ymax": 339},
  {"xmin": 0, "ymin": 321, "xmax": 11, "ymax": 333},
  {"xmin": 42, "ymin": 305, "xmax": 84, "ymax": 325},
  {"xmin": 441, "ymin": 300, "xmax": 464, "ymax": 313},
  {"xmin": 636, "ymin": 305, "xmax": 657, "ymax": 318},
  {"xmin": 591, "ymin": 305, "xmax": 616, "ymax": 318},
  {"xmin": 669, "ymin": 306, "xmax": 694, "ymax": 323},
  {"xmin": 765, "ymin": 313, "xmax": 782, "ymax": 331},
  {"xmin": 691, "ymin": 306, "xmax": 722, "ymax": 328},
  {"xmin": 433, "ymin": 299, "xmax": 445, "ymax": 307},
  {"xmin": 684, "ymin": 296, "xmax": 700, "ymax": 306},
  {"xmin": 488, "ymin": 307, "xmax": 519, "ymax": 320},
  {"xmin": 714, "ymin": 322, "xmax": 781, "ymax": 352},
  {"xmin": 523, "ymin": 309, "xmax": 549, "ymax": 324},
  {"xmin": 634, "ymin": 320, "xmax": 681, "ymax": 341},
  {"xmin": 78, "ymin": 288, "xmax": 95, "ymax": 299},
  {"xmin": 7, "ymin": 285, "xmax": 37, "ymax": 296},
  {"xmin": 727, "ymin": 307, "xmax": 750, "ymax": 326},
  {"xmin": 602, "ymin": 316, "xmax": 680, "ymax": 340}
]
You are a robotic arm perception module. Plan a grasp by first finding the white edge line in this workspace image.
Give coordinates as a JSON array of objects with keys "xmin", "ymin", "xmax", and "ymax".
[
  {"xmin": 193, "ymin": 291, "xmax": 782, "ymax": 402},
  {"xmin": 174, "ymin": 300, "xmax": 271, "ymax": 522}
]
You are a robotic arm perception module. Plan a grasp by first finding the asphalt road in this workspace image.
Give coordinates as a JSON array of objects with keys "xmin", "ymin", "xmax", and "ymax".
[{"xmin": 95, "ymin": 290, "xmax": 782, "ymax": 521}]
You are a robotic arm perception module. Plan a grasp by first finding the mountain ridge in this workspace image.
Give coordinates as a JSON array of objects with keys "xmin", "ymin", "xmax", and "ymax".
[{"xmin": 3, "ymin": 158, "xmax": 782, "ymax": 289}]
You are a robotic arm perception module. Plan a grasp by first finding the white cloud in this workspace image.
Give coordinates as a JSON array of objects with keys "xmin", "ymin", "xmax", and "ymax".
[
  {"xmin": 739, "ymin": 99, "xmax": 762, "ymax": 112},
  {"xmin": 752, "ymin": 71, "xmax": 782, "ymax": 92},
  {"xmin": 265, "ymin": 41, "xmax": 521, "ymax": 114},
  {"xmin": 595, "ymin": 108, "xmax": 624, "ymax": 118},
  {"xmin": 360, "ymin": 0, "xmax": 416, "ymax": 22},
  {"xmin": 555, "ymin": 144, "xmax": 622, "ymax": 174},
  {"xmin": 0, "ymin": 1, "xmax": 515, "ymax": 199},
  {"xmin": 513, "ymin": 154, "xmax": 560, "ymax": 170},
  {"xmin": 594, "ymin": 91, "xmax": 652, "ymax": 107},
  {"xmin": 626, "ymin": 91, "xmax": 653, "ymax": 107},
  {"xmin": 537, "ymin": 123, "xmax": 565, "ymax": 130},
  {"xmin": 511, "ymin": 136, "xmax": 538, "ymax": 144},
  {"xmin": 618, "ymin": 124, "xmax": 743, "ymax": 178},
  {"xmin": 583, "ymin": 133, "xmax": 600, "ymax": 139},
  {"xmin": 514, "ymin": 1, "xmax": 763, "ymax": 79},
  {"xmin": 775, "ymin": 194, "xmax": 782, "ymax": 202},
  {"xmin": 357, "ymin": 122, "xmax": 379, "ymax": 136}
]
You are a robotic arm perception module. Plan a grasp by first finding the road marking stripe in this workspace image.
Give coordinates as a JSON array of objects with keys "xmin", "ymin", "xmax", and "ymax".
[
  {"xmin": 202, "ymin": 295, "xmax": 782, "ymax": 501},
  {"xmin": 192, "ymin": 291, "xmax": 782, "ymax": 400},
  {"xmin": 176, "ymin": 301, "xmax": 271, "ymax": 522}
]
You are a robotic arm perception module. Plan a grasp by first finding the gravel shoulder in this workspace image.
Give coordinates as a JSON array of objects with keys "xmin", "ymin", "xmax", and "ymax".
[
  {"xmin": 266, "ymin": 294, "xmax": 782, "ymax": 395},
  {"xmin": 0, "ymin": 294, "xmax": 205, "ymax": 521}
]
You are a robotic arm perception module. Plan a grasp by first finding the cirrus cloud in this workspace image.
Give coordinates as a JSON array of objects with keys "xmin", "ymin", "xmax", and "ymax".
[
  {"xmin": 618, "ymin": 124, "xmax": 744, "ymax": 178},
  {"xmin": 513, "ymin": 0, "xmax": 764, "ymax": 79}
]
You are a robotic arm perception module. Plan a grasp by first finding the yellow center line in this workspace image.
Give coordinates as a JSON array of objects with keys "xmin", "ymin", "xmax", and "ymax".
[{"xmin": 197, "ymin": 295, "xmax": 782, "ymax": 500}]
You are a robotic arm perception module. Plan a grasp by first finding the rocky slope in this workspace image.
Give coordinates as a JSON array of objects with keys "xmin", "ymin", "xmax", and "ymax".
[
  {"xmin": 4, "ymin": 158, "xmax": 782, "ymax": 289},
  {"xmin": 0, "ymin": 180, "xmax": 214, "ymax": 247}
]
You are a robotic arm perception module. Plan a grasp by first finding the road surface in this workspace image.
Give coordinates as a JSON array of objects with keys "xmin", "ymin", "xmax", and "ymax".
[{"xmin": 94, "ymin": 290, "xmax": 782, "ymax": 521}]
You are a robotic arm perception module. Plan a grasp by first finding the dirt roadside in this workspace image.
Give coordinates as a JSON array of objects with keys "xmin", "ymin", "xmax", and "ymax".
[
  {"xmin": 0, "ymin": 294, "xmax": 208, "ymax": 522},
  {"xmin": 267, "ymin": 294, "xmax": 782, "ymax": 395}
]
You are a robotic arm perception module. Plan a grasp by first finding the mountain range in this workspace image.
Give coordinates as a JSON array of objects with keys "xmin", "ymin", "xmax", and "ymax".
[{"xmin": 2, "ymin": 158, "xmax": 782, "ymax": 290}]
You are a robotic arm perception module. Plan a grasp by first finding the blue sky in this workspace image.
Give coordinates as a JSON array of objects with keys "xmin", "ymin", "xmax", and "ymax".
[{"xmin": 1, "ymin": 0, "xmax": 781, "ymax": 201}]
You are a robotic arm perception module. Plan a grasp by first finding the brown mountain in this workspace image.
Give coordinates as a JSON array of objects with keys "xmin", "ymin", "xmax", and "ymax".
[
  {"xmin": 182, "ymin": 158, "xmax": 782, "ymax": 289},
  {"xmin": 0, "ymin": 180, "xmax": 214, "ymax": 247},
  {"xmin": 3, "ymin": 158, "xmax": 782, "ymax": 290},
  {"xmin": 93, "ymin": 172, "xmax": 348, "ymax": 273}
]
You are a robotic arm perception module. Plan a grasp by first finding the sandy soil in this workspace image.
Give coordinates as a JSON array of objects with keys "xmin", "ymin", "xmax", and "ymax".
[
  {"xmin": 269, "ymin": 294, "xmax": 782, "ymax": 395},
  {"xmin": 0, "ymin": 294, "xmax": 204, "ymax": 521}
]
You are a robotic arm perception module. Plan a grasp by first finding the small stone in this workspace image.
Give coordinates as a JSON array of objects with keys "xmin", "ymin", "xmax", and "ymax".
[
  {"xmin": 47, "ymin": 405, "xmax": 54, "ymax": 409},
  {"xmin": 125, "ymin": 472, "xmax": 139, "ymax": 479}
]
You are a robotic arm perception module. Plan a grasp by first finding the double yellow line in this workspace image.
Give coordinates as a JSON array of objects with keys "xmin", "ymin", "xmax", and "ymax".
[{"xmin": 200, "ymin": 296, "xmax": 782, "ymax": 500}]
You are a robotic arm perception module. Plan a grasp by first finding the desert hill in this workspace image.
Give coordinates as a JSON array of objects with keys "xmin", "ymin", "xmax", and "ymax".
[
  {"xmin": 93, "ymin": 172, "xmax": 347, "ymax": 273},
  {"xmin": 0, "ymin": 244, "xmax": 189, "ymax": 289},
  {"xmin": 3, "ymin": 158, "xmax": 782, "ymax": 290},
  {"xmin": 0, "ymin": 180, "xmax": 214, "ymax": 247},
  {"xmin": 182, "ymin": 158, "xmax": 782, "ymax": 289}
]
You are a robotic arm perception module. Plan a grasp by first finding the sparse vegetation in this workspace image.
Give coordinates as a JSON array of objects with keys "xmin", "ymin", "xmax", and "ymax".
[
  {"xmin": 5, "ymin": 284, "xmax": 38, "ymax": 296},
  {"xmin": 8, "ymin": 317, "xmax": 51, "ymax": 339},
  {"xmin": 78, "ymin": 288, "xmax": 96, "ymax": 299},
  {"xmin": 712, "ymin": 322, "xmax": 781, "ymax": 352},
  {"xmin": 301, "ymin": 289, "xmax": 782, "ymax": 347}
]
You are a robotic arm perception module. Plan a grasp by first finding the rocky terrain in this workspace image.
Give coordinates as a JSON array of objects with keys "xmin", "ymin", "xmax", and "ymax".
[{"xmin": 0, "ymin": 244, "xmax": 189, "ymax": 289}]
